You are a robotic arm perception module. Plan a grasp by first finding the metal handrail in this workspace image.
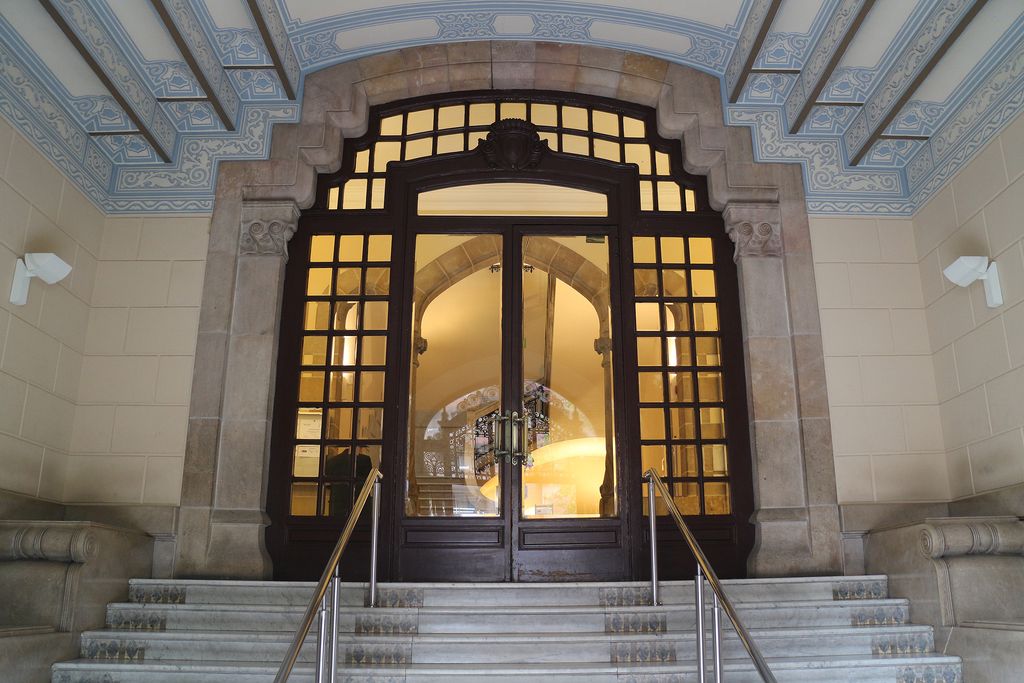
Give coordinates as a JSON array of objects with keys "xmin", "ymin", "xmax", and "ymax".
[
  {"xmin": 275, "ymin": 466, "xmax": 383, "ymax": 683},
  {"xmin": 644, "ymin": 469, "xmax": 777, "ymax": 683}
]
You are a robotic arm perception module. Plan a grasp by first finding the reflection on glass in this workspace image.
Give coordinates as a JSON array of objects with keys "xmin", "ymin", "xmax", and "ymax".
[
  {"xmin": 406, "ymin": 234, "xmax": 502, "ymax": 517},
  {"xmin": 520, "ymin": 236, "xmax": 617, "ymax": 518}
]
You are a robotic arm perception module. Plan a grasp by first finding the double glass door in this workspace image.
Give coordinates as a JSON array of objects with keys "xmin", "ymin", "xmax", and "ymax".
[{"xmin": 399, "ymin": 227, "xmax": 628, "ymax": 581}]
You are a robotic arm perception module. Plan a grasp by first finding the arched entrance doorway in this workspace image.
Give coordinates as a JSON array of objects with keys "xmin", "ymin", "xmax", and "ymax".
[{"xmin": 267, "ymin": 92, "xmax": 754, "ymax": 582}]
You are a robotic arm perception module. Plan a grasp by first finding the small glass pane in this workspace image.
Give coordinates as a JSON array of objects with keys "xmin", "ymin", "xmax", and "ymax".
[
  {"xmin": 664, "ymin": 303, "xmax": 689, "ymax": 332},
  {"xmin": 640, "ymin": 408, "xmax": 665, "ymax": 439},
  {"xmin": 298, "ymin": 371, "xmax": 324, "ymax": 402},
  {"xmin": 638, "ymin": 372, "xmax": 664, "ymax": 403},
  {"xmin": 691, "ymin": 270, "xmax": 716, "ymax": 297},
  {"xmin": 685, "ymin": 188, "xmax": 697, "ymax": 212},
  {"xmin": 362, "ymin": 301, "xmax": 389, "ymax": 330},
  {"xmin": 405, "ymin": 137, "xmax": 432, "ymax": 160},
  {"xmin": 592, "ymin": 110, "xmax": 619, "ymax": 137},
  {"xmin": 637, "ymin": 337, "xmax": 662, "ymax": 368},
  {"xmin": 657, "ymin": 182, "xmax": 682, "ymax": 212},
  {"xmin": 307, "ymin": 268, "xmax": 332, "ymax": 296},
  {"xmin": 594, "ymin": 139, "xmax": 620, "ymax": 162},
  {"xmin": 632, "ymin": 236, "xmax": 657, "ymax": 263},
  {"xmin": 354, "ymin": 149, "xmax": 370, "ymax": 173},
  {"xmin": 667, "ymin": 337, "xmax": 693, "ymax": 367},
  {"xmin": 562, "ymin": 106, "xmax": 588, "ymax": 130},
  {"xmin": 329, "ymin": 371, "xmax": 356, "ymax": 402},
  {"xmin": 660, "ymin": 237, "xmax": 685, "ymax": 263},
  {"xmin": 695, "ymin": 337, "xmax": 721, "ymax": 366},
  {"xmin": 668, "ymin": 371, "xmax": 694, "ymax": 403},
  {"xmin": 362, "ymin": 445, "xmax": 382, "ymax": 467},
  {"xmin": 469, "ymin": 102, "xmax": 495, "ymax": 126},
  {"xmin": 701, "ymin": 408, "xmax": 726, "ymax": 439},
  {"xmin": 324, "ymin": 446, "xmax": 356, "ymax": 478},
  {"xmin": 357, "ymin": 407, "xmax": 384, "ymax": 439},
  {"xmin": 694, "ymin": 303, "xmax": 719, "ymax": 331},
  {"xmin": 333, "ymin": 303, "xmax": 359, "ymax": 331},
  {"xmin": 539, "ymin": 131, "xmax": 559, "ymax": 151},
  {"xmin": 290, "ymin": 483, "xmax": 317, "ymax": 516},
  {"xmin": 301, "ymin": 336, "xmax": 328, "ymax": 366},
  {"xmin": 328, "ymin": 187, "xmax": 340, "ymax": 210},
  {"xmin": 370, "ymin": 178, "xmax": 386, "ymax": 209},
  {"xmin": 669, "ymin": 407, "xmax": 696, "ymax": 440},
  {"xmin": 336, "ymin": 267, "xmax": 362, "ymax": 296},
  {"xmin": 622, "ymin": 116, "xmax": 645, "ymax": 137},
  {"xmin": 365, "ymin": 267, "xmax": 390, "ymax": 295},
  {"xmin": 361, "ymin": 336, "xmax": 387, "ymax": 365},
  {"xmin": 624, "ymin": 144, "xmax": 651, "ymax": 174},
  {"xmin": 673, "ymin": 482, "xmax": 700, "ymax": 515},
  {"xmin": 698, "ymin": 372, "xmax": 724, "ymax": 403},
  {"xmin": 304, "ymin": 301, "xmax": 330, "ymax": 330},
  {"xmin": 406, "ymin": 109, "xmax": 434, "ymax": 135},
  {"xmin": 655, "ymin": 151, "xmax": 671, "ymax": 175},
  {"xmin": 705, "ymin": 482, "xmax": 731, "ymax": 515},
  {"xmin": 500, "ymin": 102, "xmax": 527, "ymax": 119},
  {"xmin": 339, "ymin": 235, "xmax": 364, "ymax": 262},
  {"xmin": 531, "ymin": 103, "xmax": 557, "ymax": 126},
  {"xmin": 359, "ymin": 371, "xmax": 385, "ymax": 402},
  {"xmin": 323, "ymin": 482, "xmax": 353, "ymax": 518},
  {"xmin": 672, "ymin": 445, "xmax": 698, "ymax": 477},
  {"xmin": 374, "ymin": 141, "xmax": 401, "ymax": 171},
  {"xmin": 326, "ymin": 408, "xmax": 352, "ymax": 440},
  {"xmin": 437, "ymin": 105, "xmax": 465, "ymax": 129},
  {"xmin": 633, "ymin": 268, "xmax": 659, "ymax": 297},
  {"xmin": 662, "ymin": 270, "xmax": 688, "ymax": 298},
  {"xmin": 331, "ymin": 335, "xmax": 358, "ymax": 366},
  {"xmin": 367, "ymin": 235, "xmax": 392, "ymax": 262},
  {"xmin": 310, "ymin": 235, "xmax": 335, "ymax": 262},
  {"xmin": 689, "ymin": 237, "xmax": 714, "ymax": 264},
  {"xmin": 380, "ymin": 115, "xmax": 402, "ymax": 135},
  {"xmin": 437, "ymin": 133, "xmax": 463, "ymax": 154},
  {"xmin": 292, "ymin": 445, "xmax": 320, "ymax": 477},
  {"xmin": 703, "ymin": 444, "xmax": 729, "ymax": 477},
  {"xmin": 296, "ymin": 408, "xmax": 321, "ymax": 439},
  {"xmin": 342, "ymin": 179, "xmax": 367, "ymax": 209},
  {"xmin": 641, "ymin": 445, "xmax": 667, "ymax": 476},
  {"xmin": 562, "ymin": 134, "xmax": 588, "ymax": 155},
  {"xmin": 640, "ymin": 181, "xmax": 654, "ymax": 211},
  {"xmin": 634, "ymin": 303, "xmax": 662, "ymax": 331}
]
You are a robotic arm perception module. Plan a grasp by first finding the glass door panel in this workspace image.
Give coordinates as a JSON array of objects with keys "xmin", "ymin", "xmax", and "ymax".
[
  {"xmin": 405, "ymin": 233, "xmax": 504, "ymax": 517},
  {"xmin": 520, "ymin": 235, "xmax": 617, "ymax": 519}
]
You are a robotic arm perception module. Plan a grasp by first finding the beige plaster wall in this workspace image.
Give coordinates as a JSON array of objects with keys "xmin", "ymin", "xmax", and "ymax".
[
  {"xmin": 68, "ymin": 214, "xmax": 208, "ymax": 505},
  {"xmin": 811, "ymin": 215, "xmax": 948, "ymax": 503},
  {"xmin": 915, "ymin": 113, "xmax": 1024, "ymax": 501},
  {"xmin": 0, "ymin": 117, "xmax": 103, "ymax": 502}
]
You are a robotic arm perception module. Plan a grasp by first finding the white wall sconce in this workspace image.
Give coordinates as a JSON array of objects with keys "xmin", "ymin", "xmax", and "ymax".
[
  {"xmin": 943, "ymin": 256, "xmax": 1003, "ymax": 308},
  {"xmin": 9, "ymin": 253, "xmax": 72, "ymax": 306}
]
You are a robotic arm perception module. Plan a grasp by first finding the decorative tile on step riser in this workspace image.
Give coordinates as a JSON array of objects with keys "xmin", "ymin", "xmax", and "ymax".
[
  {"xmin": 129, "ymin": 585, "xmax": 186, "ymax": 605},
  {"xmin": 355, "ymin": 614, "xmax": 418, "ymax": 634},
  {"xmin": 605, "ymin": 612, "xmax": 667, "ymax": 633},
  {"xmin": 851, "ymin": 605, "xmax": 907, "ymax": 625},
  {"xmin": 873, "ymin": 632, "xmax": 934, "ymax": 655},
  {"xmin": 82, "ymin": 640, "xmax": 145, "ymax": 662},
  {"xmin": 344, "ymin": 644, "xmax": 411, "ymax": 665},
  {"xmin": 610, "ymin": 641, "xmax": 676, "ymax": 663},
  {"xmin": 599, "ymin": 586, "xmax": 653, "ymax": 606},
  {"xmin": 376, "ymin": 587, "xmax": 424, "ymax": 607},
  {"xmin": 896, "ymin": 664, "xmax": 962, "ymax": 683},
  {"xmin": 105, "ymin": 611, "xmax": 166, "ymax": 631},
  {"xmin": 832, "ymin": 579, "xmax": 886, "ymax": 600}
]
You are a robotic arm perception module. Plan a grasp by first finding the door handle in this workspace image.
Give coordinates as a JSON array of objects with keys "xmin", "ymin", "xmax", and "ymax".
[
  {"xmin": 490, "ymin": 412, "xmax": 511, "ymax": 462},
  {"xmin": 509, "ymin": 411, "xmax": 532, "ymax": 467}
]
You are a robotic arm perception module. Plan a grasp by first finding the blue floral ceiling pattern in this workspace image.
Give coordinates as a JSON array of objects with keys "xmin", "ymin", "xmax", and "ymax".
[{"xmin": 0, "ymin": 0, "xmax": 1021, "ymax": 215}]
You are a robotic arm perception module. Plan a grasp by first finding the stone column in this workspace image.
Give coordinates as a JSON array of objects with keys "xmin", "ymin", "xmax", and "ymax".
[
  {"xmin": 724, "ymin": 203, "xmax": 839, "ymax": 576},
  {"xmin": 176, "ymin": 199, "xmax": 299, "ymax": 578}
]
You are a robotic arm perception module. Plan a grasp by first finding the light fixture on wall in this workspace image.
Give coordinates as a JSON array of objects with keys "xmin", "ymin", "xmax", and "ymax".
[
  {"xmin": 943, "ymin": 256, "xmax": 1003, "ymax": 308},
  {"xmin": 9, "ymin": 253, "xmax": 72, "ymax": 306}
]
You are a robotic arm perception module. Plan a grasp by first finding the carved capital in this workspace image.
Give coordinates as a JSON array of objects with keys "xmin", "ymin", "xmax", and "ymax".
[
  {"xmin": 919, "ymin": 518, "xmax": 1024, "ymax": 559},
  {"xmin": 723, "ymin": 203, "xmax": 783, "ymax": 260},
  {"xmin": 240, "ymin": 200, "xmax": 301, "ymax": 257}
]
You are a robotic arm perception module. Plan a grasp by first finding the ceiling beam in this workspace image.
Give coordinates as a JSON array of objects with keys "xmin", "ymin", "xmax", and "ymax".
[
  {"xmin": 245, "ymin": 0, "xmax": 300, "ymax": 100},
  {"xmin": 39, "ymin": 0, "xmax": 177, "ymax": 162},
  {"xmin": 785, "ymin": 0, "xmax": 875, "ymax": 134},
  {"xmin": 724, "ymin": 0, "xmax": 784, "ymax": 103},
  {"xmin": 846, "ymin": 0, "xmax": 988, "ymax": 166},
  {"xmin": 150, "ymin": 0, "xmax": 240, "ymax": 131}
]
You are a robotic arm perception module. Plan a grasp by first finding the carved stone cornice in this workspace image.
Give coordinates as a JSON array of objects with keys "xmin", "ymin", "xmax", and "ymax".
[
  {"xmin": 722, "ymin": 203, "xmax": 783, "ymax": 260},
  {"xmin": 919, "ymin": 517, "xmax": 1024, "ymax": 559},
  {"xmin": 239, "ymin": 200, "xmax": 301, "ymax": 257}
]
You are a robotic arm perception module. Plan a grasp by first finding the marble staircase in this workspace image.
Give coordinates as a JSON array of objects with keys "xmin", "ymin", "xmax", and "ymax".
[{"xmin": 50, "ymin": 576, "xmax": 962, "ymax": 682}]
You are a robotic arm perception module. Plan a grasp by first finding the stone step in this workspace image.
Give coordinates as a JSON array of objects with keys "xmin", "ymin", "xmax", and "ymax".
[
  {"xmin": 51, "ymin": 653, "xmax": 964, "ymax": 682},
  {"xmin": 78, "ymin": 624, "xmax": 935, "ymax": 664},
  {"xmin": 104, "ymin": 598, "xmax": 910, "ymax": 633},
  {"xmin": 126, "ymin": 576, "xmax": 889, "ymax": 608}
]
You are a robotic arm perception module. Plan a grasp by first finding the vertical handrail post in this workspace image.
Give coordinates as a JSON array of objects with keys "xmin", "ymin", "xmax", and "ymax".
[
  {"xmin": 369, "ymin": 476, "xmax": 382, "ymax": 608},
  {"xmin": 646, "ymin": 475, "xmax": 659, "ymax": 606},
  {"xmin": 315, "ymin": 592, "xmax": 329, "ymax": 683},
  {"xmin": 695, "ymin": 564, "xmax": 706, "ymax": 683},
  {"xmin": 329, "ymin": 566, "xmax": 339, "ymax": 683},
  {"xmin": 712, "ymin": 592, "xmax": 722, "ymax": 683}
]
